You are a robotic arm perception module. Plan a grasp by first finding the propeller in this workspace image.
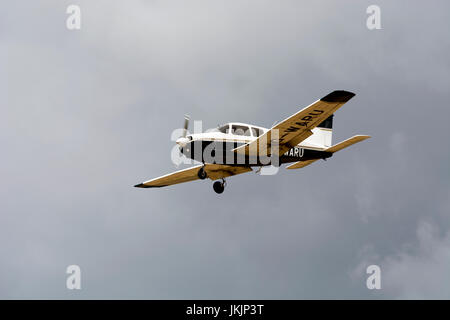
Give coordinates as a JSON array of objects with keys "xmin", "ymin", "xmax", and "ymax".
[
  {"xmin": 176, "ymin": 114, "xmax": 190, "ymax": 148},
  {"xmin": 182, "ymin": 114, "xmax": 190, "ymax": 138}
]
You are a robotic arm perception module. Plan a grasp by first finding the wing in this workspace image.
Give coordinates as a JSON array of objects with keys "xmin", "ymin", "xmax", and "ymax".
[
  {"xmin": 204, "ymin": 164, "xmax": 252, "ymax": 180},
  {"xmin": 233, "ymin": 90, "xmax": 356, "ymax": 157},
  {"xmin": 134, "ymin": 164, "xmax": 252, "ymax": 188}
]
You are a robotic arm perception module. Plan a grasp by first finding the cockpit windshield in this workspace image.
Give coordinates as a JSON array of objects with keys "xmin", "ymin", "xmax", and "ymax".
[{"xmin": 217, "ymin": 124, "xmax": 230, "ymax": 134}]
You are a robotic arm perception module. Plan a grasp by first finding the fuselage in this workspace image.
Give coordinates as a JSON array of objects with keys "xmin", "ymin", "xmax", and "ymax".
[{"xmin": 177, "ymin": 122, "xmax": 332, "ymax": 166}]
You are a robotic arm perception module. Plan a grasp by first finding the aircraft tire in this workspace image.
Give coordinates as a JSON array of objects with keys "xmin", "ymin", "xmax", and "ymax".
[
  {"xmin": 213, "ymin": 181, "xmax": 224, "ymax": 194},
  {"xmin": 197, "ymin": 167, "xmax": 207, "ymax": 180}
]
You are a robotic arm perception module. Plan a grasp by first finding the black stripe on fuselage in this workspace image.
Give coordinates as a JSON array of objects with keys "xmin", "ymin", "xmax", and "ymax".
[{"xmin": 180, "ymin": 140, "xmax": 332, "ymax": 166}]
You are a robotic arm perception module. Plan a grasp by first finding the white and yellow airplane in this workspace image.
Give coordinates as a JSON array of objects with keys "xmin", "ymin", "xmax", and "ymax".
[{"xmin": 135, "ymin": 90, "xmax": 370, "ymax": 194}]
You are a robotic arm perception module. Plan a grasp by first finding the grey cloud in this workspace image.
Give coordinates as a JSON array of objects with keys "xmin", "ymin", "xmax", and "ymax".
[
  {"xmin": 1, "ymin": 0, "xmax": 450, "ymax": 299},
  {"xmin": 353, "ymin": 220, "xmax": 450, "ymax": 299}
]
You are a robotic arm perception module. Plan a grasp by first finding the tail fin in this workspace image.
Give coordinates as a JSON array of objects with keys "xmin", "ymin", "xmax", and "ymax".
[
  {"xmin": 307, "ymin": 114, "xmax": 334, "ymax": 147},
  {"xmin": 325, "ymin": 135, "xmax": 371, "ymax": 153}
]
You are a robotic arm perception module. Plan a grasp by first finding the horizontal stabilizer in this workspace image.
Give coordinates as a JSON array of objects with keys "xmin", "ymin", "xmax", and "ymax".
[
  {"xmin": 325, "ymin": 135, "xmax": 370, "ymax": 153},
  {"xmin": 286, "ymin": 159, "xmax": 318, "ymax": 170}
]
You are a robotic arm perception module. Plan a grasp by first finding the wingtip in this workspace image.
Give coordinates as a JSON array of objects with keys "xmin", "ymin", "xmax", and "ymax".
[
  {"xmin": 321, "ymin": 90, "xmax": 355, "ymax": 103},
  {"xmin": 134, "ymin": 183, "xmax": 165, "ymax": 188}
]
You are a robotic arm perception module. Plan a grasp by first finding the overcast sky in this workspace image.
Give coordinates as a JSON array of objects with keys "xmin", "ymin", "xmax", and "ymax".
[{"xmin": 1, "ymin": 0, "xmax": 450, "ymax": 299}]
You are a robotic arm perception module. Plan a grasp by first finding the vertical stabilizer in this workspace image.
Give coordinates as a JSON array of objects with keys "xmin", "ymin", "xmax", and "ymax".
[{"xmin": 305, "ymin": 114, "xmax": 333, "ymax": 148}]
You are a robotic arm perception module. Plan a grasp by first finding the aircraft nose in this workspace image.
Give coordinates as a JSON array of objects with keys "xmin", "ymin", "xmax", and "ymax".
[{"xmin": 176, "ymin": 137, "xmax": 189, "ymax": 147}]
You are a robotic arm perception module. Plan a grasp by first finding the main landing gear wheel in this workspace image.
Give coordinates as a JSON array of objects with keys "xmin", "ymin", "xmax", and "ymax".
[
  {"xmin": 213, "ymin": 180, "xmax": 226, "ymax": 194},
  {"xmin": 197, "ymin": 167, "xmax": 207, "ymax": 180}
]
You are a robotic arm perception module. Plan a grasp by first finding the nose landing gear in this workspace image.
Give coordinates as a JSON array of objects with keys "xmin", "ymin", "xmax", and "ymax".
[{"xmin": 213, "ymin": 179, "xmax": 226, "ymax": 194}]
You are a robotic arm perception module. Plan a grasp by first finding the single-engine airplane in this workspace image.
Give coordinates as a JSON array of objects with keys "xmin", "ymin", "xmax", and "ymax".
[{"xmin": 135, "ymin": 90, "xmax": 370, "ymax": 194}]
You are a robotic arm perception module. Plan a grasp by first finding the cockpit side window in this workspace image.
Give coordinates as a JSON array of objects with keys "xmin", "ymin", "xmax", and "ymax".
[
  {"xmin": 231, "ymin": 125, "xmax": 251, "ymax": 136},
  {"xmin": 251, "ymin": 127, "xmax": 262, "ymax": 137}
]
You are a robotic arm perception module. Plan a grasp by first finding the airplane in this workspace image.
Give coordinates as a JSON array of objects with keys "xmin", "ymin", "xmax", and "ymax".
[{"xmin": 134, "ymin": 90, "xmax": 370, "ymax": 194}]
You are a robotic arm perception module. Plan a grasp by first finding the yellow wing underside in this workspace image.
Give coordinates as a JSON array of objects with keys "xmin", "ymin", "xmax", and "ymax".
[
  {"xmin": 135, "ymin": 164, "xmax": 252, "ymax": 188},
  {"xmin": 233, "ymin": 90, "xmax": 356, "ymax": 157}
]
